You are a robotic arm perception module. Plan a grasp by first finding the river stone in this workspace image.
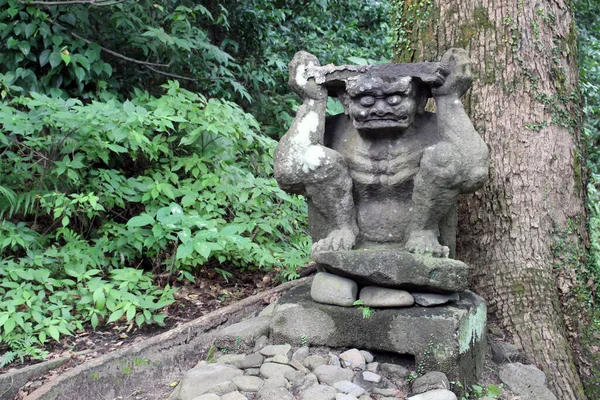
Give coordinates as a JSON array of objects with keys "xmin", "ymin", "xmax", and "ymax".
[
  {"xmin": 361, "ymin": 371, "xmax": 381, "ymax": 383},
  {"xmin": 293, "ymin": 346, "xmax": 310, "ymax": 362},
  {"xmin": 300, "ymin": 384, "xmax": 337, "ymax": 400},
  {"xmin": 498, "ymin": 363, "xmax": 557, "ymax": 400},
  {"xmin": 170, "ymin": 364, "xmax": 243, "ymax": 400},
  {"xmin": 314, "ymin": 249, "xmax": 470, "ymax": 292},
  {"xmin": 314, "ymin": 365, "xmax": 354, "ymax": 385},
  {"xmin": 240, "ymin": 353, "xmax": 265, "ymax": 369},
  {"xmin": 213, "ymin": 316, "xmax": 271, "ymax": 350},
  {"xmin": 359, "ymin": 350, "xmax": 374, "ymax": 363},
  {"xmin": 311, "ymin": 272, "xmax": 358, "ymax": 306},
  {"xmin": 253, "ymin": 335, "xmax": 269, "ymax": 352},
  {"xmin": 491, "ymin": 341, "xmax": 525, "ymax": 364},
  {"xmin": 246, "ymin": 368, "xmax": 260, "ymax": 376},
  {"xmin": 290, "ymin": 359, "xmax": 309, "ymax": 372},
  {"xmin": 191, "ymin": 394, "xmax": 221, "ymax": 400},
  {"xmin": 291, "ymin": 372, "xmax": 319, "ymax": 394},
  {"xmin": 379, "ymin": 363, "xmax": 410, "ymax": 379},
  {"xmin": 336, "ymin": 394, "xmax": 359, "ymax": 400},
  {"xmin": 265, "ymin": 354, "xmax": 290, "ymax": 364},
  {"xmin": 260, "ymin": 344, "xmax": 292, "ymax": 357},
  {"xmin": 339, "ymin": 349, "xmax": 365, "ymax": 368},
  {"xmin": 333, "ymin": 380, "xmax": 366, "ymax": 396},
  {"xmin": 260, "ymin": 362, "xmax": 295, "ymax": 380},
  {"xmin": 408, "ymin": 389, "xmax": 457, "ymax": 400},
  {"xmin": 207, "ymin": 380, "xmax": 237, "ymax": 396},
  {"xmin": 411, "ymin": 371, "xmax": 450, "ymax": 394},
  {"xmin": 359, "ymin": 287, "xmax": 414, "ymax": 307},
  {"xmin": 216, "ymin": 354, "xmax": 246, "ymax": 368},
  {"xmin": 412, "ymin": 292, "xmax": 460, "ymax": 307},
  {"xmin": 261, "ymin": 378, "xmax": 288, "ymax": 389},
  {"xmin": 232, "ymin": 375, "xmax": 265, "ymax": 392},
  {"xmin": 257, "ymin": 387, "xmax": 295, "ymax": 400},
  {"xmin": 221, "ymin": 391, "xmax": 248, "ymax": 400},
  {"xmin": 303, "ymin": 355, "xmax": 329, "ymax": 370}
]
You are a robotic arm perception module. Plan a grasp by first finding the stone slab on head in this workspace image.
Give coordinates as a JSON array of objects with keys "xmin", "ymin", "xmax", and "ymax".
[
  {"xmin": 270, "ymin": 283, "xmax": 486, "ymax": 386},
  {"xmin": 313, "ymin": 249, "xmax": 470, "ymax": 293}
]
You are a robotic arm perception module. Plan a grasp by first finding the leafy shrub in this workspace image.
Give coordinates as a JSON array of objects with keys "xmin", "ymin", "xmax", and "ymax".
[{"xmin": 0, "ymin": 81, "xmax": 309, "ymax": 363}]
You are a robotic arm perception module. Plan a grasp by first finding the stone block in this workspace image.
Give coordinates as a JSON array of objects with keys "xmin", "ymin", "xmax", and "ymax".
[
  {"xmin": 311, "ymin": 272, "xmax": 358, "ymax": 306},
  {"xmin": 270, "ymin": 283, "xmax": 486, "ymax": 386},
  {"xmin": 314, "ymin": 249, "xmax": 470, "ymax": 293}
]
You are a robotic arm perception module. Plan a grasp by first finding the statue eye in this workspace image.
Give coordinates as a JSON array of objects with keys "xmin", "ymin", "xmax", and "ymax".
[
  {"xmin": 387, "ymin": 95, "xmax": 402, "ymax": 105},
  {"xmin": 359, "ymin": 96, "xmax": 376, "ymax": 107}
]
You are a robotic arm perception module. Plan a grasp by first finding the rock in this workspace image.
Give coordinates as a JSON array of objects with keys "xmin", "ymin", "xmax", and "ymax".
[
  {"xmin": 408, "ymin": 389, "xmax": 457, "ymax": 400},
  {"xmin": 372, "ymin": 388, "xmax": 395, "ymax": 396},
  {"xmin": 292, "ymin": 346, "xmax": 310, "ymax": 362},
  {"xmin": 216, "ymin": 354, "xmax": 246, "ymax": 368},
  {"xmin": 246, "ymin": 368, "xmax": 260, "ymax": 376},
  {"xmin": 191, "ymin": 394, "xmax": 221, "ymax": 400},
  {"xmin": 411, "ymin": 371, "xmax": 450, "ymax": 394},
  {"xmin": 329, "ymin": 352, "xmax": 342, "ymax": 367},
  {"xmin": 359, "ymin": 287, "xmax": 414, "ymax": 307},
  {"xmin": 336, "ymin": 394, "xmax": 359, "ymax": 400},
  {"xmin": 221, "ymin": 391, "xmax": 248, "ymax": 400},
  {"xmin": 333, "ymin": 380, "xmax": 366, "ymax": 396},
  {"xmin": 213, "ymin": 316, "xmax": 271, "ymax": 351},
  {"xmin": 257, "ymin": 387, "xmax": 295, "ymax": 400},
  {"xmin": 491, "ymin": 341, "xmax": 525, "ymax": 364},
  {"xmin": 290, "ymin": 359, "xmax": 309, "ymax": 372},
  {"xmin": 412, "ymin": 292, "xmax": 460, "ymax": 307},
  {"xmin": 300, "ymin": 384, "xmax": 338, "ymax": 400},
  {"xmin": 499, "ymin": 363, "xmax": 557, "ymax": 400},
  {"xmin": 271, "ymin": 284, "xmax": 487, "ymax": 386},
  {"xmin": 240, "ymin": 353, "xmax": 265, "ymax": 369},
  {"xmin": 259, "ymin": 344, "xmax": 292, "ymax": 358},
  {"xmin": 261, "ymin": 378, "xmax": 288, "ymax": 389},
  {"xmin": 380, "ymin": 363, "xmax": 410, "ymax": 380},
  {"xmin": 170, "ymin": 364, "xmax": 243, "ymax": 400},
  {"xmin": 285, "ymin": 369, "xmax": 307, "ymax": 382},
  {"xmin": 259, "ymin": 302, "xmax": 277, "ymax": 317},
  {"xmin": 207, "ymin": 380, "xmax": 237, "ymax": 396},
  {"xmin": 366, "ymin": 362, "xmax": 378, "ymax": 372},
  {"xmin": 265, "ymin": 354, "xmax": 290, "ymax": 365},
  {"xmin": 314, "ymin": 365, "xmax": 354, "ymax": 385},
  {"xmin": 231, "ymin": 375, "xmax": 264, "ymax": 392},
  {"xmin": 359, "ymin": 395, "xmax": 375, "ymax": 400},
  {"xmin": 253, "ymin": 335, "xmax": 270, "ymax": 352},
  {"xmin": 303, "ymin": 355, "xmax": 329, "ymax": 370},
  {"xmin": 361, "ymin": 371, "xmax": 381, "ymax": 383},
  {"xmin": 291, "ymin": 372, "xmax": 319, "ymax": 394},
  {"xmin": 359, "ymin": 350, "xmax": 374, "ymax": 363},
  {"xmin": 313, "ymin": 250, "xmax": 471, "ymax": 292},
  {"xmin": 311, "ymin": 272, "xmax": 358, "ymax": 306},
  {"xmin": 339, "ymin": 349, "xmax": 365, "ymax": 369},
  {"xmin": 259, "ymin": 362, "xmax": 296, "ymax": 380}
]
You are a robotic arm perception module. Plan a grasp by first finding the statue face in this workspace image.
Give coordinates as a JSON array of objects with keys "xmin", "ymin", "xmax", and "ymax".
[{"xmin": 346, "ymin": 76, "xmax": 417, "ymax": 134}]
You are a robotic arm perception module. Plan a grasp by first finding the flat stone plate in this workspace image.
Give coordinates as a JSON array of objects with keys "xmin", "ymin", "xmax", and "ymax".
[{"xmin": 313, "ymin": 249, "xmax": 471, "ymax": 293}]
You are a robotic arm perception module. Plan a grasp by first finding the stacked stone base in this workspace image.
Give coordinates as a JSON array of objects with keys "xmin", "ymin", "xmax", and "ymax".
[{"xmin": 270, "ymin": 283, "xmax": 486, "ymax": 388}]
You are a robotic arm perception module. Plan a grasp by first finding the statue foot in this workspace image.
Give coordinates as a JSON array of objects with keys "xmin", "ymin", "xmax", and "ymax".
[
  {"xmin": 312, "ymin": 227, "xmax": 356, "ymax": 255},
  {"xmin": 405, "ymin": 229, "xmax": 449, "ymax": 258}
]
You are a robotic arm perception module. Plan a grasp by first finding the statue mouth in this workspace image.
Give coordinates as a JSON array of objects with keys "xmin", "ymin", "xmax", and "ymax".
[{"xmin": 362, "ymin": 115, "xmax": 410, "ymax": 123}]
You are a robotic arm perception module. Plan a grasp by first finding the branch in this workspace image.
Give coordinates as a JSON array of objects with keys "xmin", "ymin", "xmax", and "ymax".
[
  {"xmin": 70, "ymin": 32, "xmax": 170, "ymax": 68},
  {"xmin": 144, "ymin": 65, "xmax": 198, "ymax": 82},
  {"xmin": 20, "ymin": 0, "xmax": 127, "ymax": 5}
]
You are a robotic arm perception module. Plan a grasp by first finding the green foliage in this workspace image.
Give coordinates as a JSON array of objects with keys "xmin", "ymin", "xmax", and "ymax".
[
  {"xmin": 352, "ymin": 300, "xmax": 374, "ymax": 319},
  {"xmin": 453, "ymin": 381, "xmax": 502, "ymax": 399}
]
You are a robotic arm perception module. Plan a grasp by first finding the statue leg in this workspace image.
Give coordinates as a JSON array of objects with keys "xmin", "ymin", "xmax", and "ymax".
[
  {"xmin": 406, "ymin": 142, "xmax": 462, "ymax": 258},
  {"xmin": 275, "ymin": 145, "xmax": 358, "ymax": 254}
]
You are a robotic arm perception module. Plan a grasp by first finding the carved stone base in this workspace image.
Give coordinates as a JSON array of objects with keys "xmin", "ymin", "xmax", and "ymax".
[
  {"xmin": 313, "ymin": 249, "xmax": 471, "ymax": 293},
  {"xmin": 269, "ymin": 283, "xmax": 486, "ymax": 387}
]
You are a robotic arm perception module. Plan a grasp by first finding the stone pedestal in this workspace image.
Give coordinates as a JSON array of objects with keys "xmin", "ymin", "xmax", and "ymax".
[{"xmin": 270, "ymin": 283, "xmax": 486, "ymax": 387}]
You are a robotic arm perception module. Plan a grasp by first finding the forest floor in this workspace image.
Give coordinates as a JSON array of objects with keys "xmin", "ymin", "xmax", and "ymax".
[{"xmin": 3, "ymin": 265, "xmax": 308, "ymax": 399}]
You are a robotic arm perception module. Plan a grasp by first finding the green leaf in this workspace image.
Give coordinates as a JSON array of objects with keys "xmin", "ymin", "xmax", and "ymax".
[
  {"xmin": 18, "ymin": 41, "xmax": 30, "ymax": 56},
  {"xmin": 61, "ymin": 52, "xmax": 71, "ymax": 65},
  {"xmin": 176, "ymin": 242, "xmax": 193, "ymax": 260},
  {"xmin": 4, "ymin": 318, "xmax": 15, "ymax": 335},
  {"xmin": 24, "ymin": 23, "xmax": 36, "ymax": 38},
  {"xmin": 126, "ymin": 305, "xmax": 136, "ymax": 321},
  {"xmin": 93, "ymin": 289, "xmax": 106, "ymax": 310},
  {"xmin": 47, "ymin": 325, "xmax": 60, "ymax": 341},
  {"xmin": 91, "ymin": 313, "xmax": 99, "ymax": 330},
  {"xmin": 108, "ymin": 308, "xmax": 125, "ymax": 323},
  {"xmin": 127, "ymin": 214, "xmax": 154, "ymax": 227},
  {"xmin": 74, "ymin": 67, "xmax": 86, "ymax": 83},
  {"xmin": 49, "ymin": 52, "xmax": 62, "ymax": 68}
]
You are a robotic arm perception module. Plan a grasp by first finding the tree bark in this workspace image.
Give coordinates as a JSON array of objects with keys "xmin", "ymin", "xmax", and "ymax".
[{"xmin": 392, "ymin": 0, "xmax": 588, "ymax": 398}]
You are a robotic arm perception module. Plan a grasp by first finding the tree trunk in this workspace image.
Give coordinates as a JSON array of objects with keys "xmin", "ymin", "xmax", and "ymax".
[{"xmin": 391, "ymin": 0, "xmax": 588, "ymax": 398}]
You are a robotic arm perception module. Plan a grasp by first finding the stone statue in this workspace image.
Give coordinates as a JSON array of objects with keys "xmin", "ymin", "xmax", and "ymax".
[{"xmin": 274, "ymin": 48, "xmax": 488, "ymax": 259}]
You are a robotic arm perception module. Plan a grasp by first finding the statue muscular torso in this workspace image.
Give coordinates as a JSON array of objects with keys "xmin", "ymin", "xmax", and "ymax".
[{"xmin": 324, "ymin": 113, "xmax": 439, "ymax": 245}]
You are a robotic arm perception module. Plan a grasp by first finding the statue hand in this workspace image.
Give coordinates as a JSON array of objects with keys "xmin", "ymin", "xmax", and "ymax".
[
  {"xmin": 288, "ymin": 51, "xmax": 328, "ymax": 101},
  {"xmin": 432, "ymin": 48, "xmax": 473, "ymax": 98}
]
